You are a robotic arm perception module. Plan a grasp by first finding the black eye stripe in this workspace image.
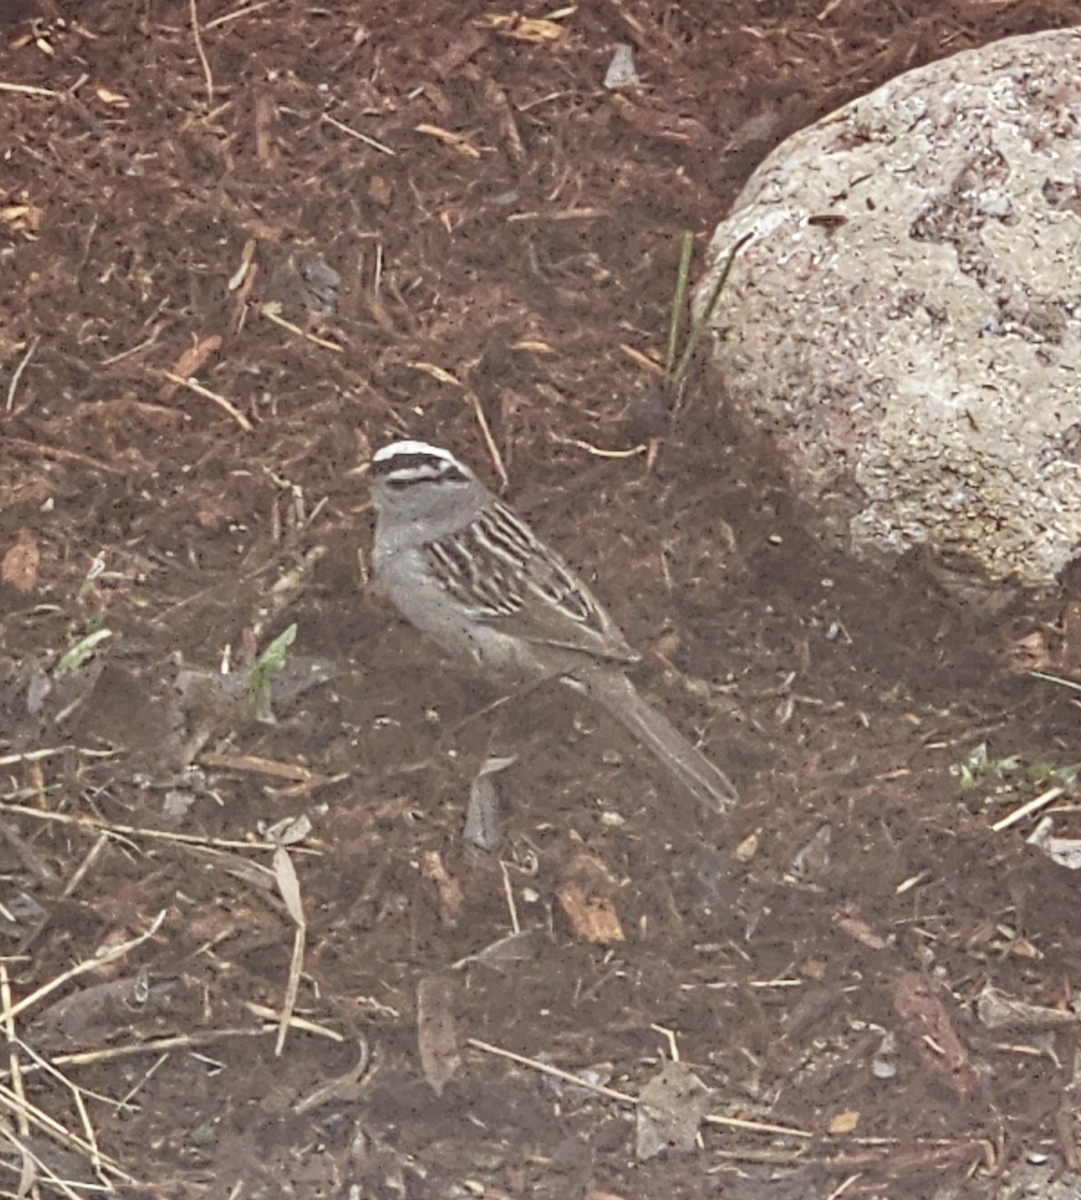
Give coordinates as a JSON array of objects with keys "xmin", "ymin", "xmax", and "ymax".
[
  {"xmin": 372, "ymin": 453, "xmax": 469, "ymax": 483},
  {"xmin": 371, "ymin": 453, "xmax": 441, "ymax": 477}
]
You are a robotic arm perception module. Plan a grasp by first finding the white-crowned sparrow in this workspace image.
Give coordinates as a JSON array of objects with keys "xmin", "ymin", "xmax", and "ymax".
[{"xmin": 370, "ymin": 440, "xmax": 738, "ymax": 811}]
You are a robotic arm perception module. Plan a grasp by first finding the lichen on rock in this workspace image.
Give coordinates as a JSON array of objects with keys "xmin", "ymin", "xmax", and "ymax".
[{"xmin": 700, "ymin": 28, "xmax": 1081, "ymax": 588}]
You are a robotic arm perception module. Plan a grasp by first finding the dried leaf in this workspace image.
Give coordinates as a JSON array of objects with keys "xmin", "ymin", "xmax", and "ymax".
[
  {"xmin": 276, "ymin": 923, "xmax": 306, "ymax": 1057},
  {"xmin": 1027, "ymin": 815, "xmax": 1081, "ymax": 870},
  {"xmin": 274, "ymin": 845, "xmax": 306, "ymax": 927},
  {"xmin": 636, "ymin": 1061, "xmax": 711, "ymax": 1160},
  {"xmin": 789, "ymin": 824, "xmax": 832, "ymax": 882},
  {"xmin": 417, "ymin": 975, "xmax": 461, "ymax": 1096},
  {"xmin": 265, "ymin": 814, "xmax": 312, "ymax": 846},
  {"xmin": 1, "ymin": 528, "xmax": 40, "ymax": 592},
  {"xmin": 464, "ymin": 754, "xmax": 516, "ymax": 850}
]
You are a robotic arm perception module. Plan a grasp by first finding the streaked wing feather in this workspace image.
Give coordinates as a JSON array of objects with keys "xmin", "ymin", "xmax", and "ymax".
[{"xmin": 422, "ymin": 501, "xmax": 639, "ymax": 664}]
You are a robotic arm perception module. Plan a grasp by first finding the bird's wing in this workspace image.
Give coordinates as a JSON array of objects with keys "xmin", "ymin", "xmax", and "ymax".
[{"xmin": 423, "ymin": 501, "xmax": 641, "ymax": 664}]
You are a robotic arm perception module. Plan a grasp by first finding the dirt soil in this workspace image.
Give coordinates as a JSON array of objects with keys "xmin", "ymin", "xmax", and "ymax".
[{"xmin": 4, "ymin": 1, "xmax": 1081, "ymax": 1197}]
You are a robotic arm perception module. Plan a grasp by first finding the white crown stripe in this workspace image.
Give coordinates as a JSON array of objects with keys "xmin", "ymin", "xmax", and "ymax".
[
  {"xmin": 373, "ymin": 440, "xmax": 465, "ymax": 465},
  {"xmin": 386, "ymin": 465, "xmax": 448, "ymax": 482}
]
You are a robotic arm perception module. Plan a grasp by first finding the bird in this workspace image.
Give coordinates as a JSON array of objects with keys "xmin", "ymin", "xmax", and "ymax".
[{"xmin": 369, "ymin": 440, "xmax": 739, "ymax": 812}]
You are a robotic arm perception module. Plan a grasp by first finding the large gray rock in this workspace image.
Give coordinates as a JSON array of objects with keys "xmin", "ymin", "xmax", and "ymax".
[{"xmin": 699, "ymin": 29, "xmax": 1081, "ymax": 589}]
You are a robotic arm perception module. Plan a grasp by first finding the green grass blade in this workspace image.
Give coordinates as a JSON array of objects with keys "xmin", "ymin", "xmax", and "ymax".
[
  {"xmin": 664, "ymin": 232, "xmax": 695, "ymax": 382},
  {"xmin": 672, "ymin": 230, "xmax": 753, "ymax": 387}
]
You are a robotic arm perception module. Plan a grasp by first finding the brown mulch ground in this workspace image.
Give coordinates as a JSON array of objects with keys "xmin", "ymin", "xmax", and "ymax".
[{"xmin": 4, "ymin": 1, "xmax": 1081, "ymax": 1197}]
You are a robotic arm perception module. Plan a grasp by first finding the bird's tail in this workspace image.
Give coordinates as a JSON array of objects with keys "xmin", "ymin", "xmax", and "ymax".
[{"xmin": 571, "ymin": 667, "xmax": 739, "ymax": 812}]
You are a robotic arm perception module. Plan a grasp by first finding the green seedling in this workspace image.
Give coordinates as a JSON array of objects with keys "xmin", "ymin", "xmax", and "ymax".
[
  {"xmin": 950, "ymin": 743, "xmax": 1022, "ymax": 791},
  {"xmin": 1028, "ymin": 761, "xmax": 1080, "ymax": 787},
  {"xmin": 243, "ymin": 623, "xmax": 297, "ymax": 726},
  {"xmin": 55, "ymin": 629, "xmax": 113, "ymax": 675},
  {"xmin": 950, "ymin": 741, "xmax": 1079, "ymax": 793}
]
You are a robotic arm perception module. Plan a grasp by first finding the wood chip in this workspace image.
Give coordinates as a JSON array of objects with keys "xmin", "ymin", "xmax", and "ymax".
[
  {"xmin": 558, "ymin": 854, "xmax": 624, "ymax": 944},
  {"xmin": 828, "ymin": 1109, "xmax": 861, "ymax": 1135},
  {"xmin": 159, "ymin": 336, "xmax": 223, "ymax": 400},
  {"xmin": 479, "ymin": 14, "xmax": 567, "ymax": 42},
  {"xmin": 421, "ymin": 850, "xmax": 464, "ymax": 925},
  {"xmin": 609, "ymin": 93, "xmax": 710, "ymax": 146},
  {"xmin": 1, "ymin": 529, "xmax": 40, "ymax": 592},
  {"xmin": 414, "ymin": 123, "xmax": 482, "ymax": 158},
  {"xmin": 891, "ymin": 972, "xmax": 976, "ymax": 1097}
]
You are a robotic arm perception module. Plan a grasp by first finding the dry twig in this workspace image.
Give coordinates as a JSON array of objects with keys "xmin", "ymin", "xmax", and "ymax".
[
  {"xmin": 0, "ymin": 82, "xmax": 59, "ymax": 97},
  {"xmin": 321, "ymin": 112, "xmax": 396, "ymax": 156},
  {"xmin": 466, "ymin": 1038, "xmax": 813, "ymax": 1139},
  {"xmin": 205, "ymin": 0, "xmax": 281, "ymax": 30},
  {"xmin": 408, "ymin": 362, "xmax": 507, "ymax": 488},
  {"xmin": 5, "ymin": 336, "xmax": 40, "ymax": 413},
  {"xmin": 260, "ymin": 302, "xmax": 345, "ymax": 352},
  {"xmin": 0, "ymin": 436, "xmax": 126, "ymax": 477},
  {"xmin": 190, "ymin": 0, "xmax": 214, "ymax": 106},
  {"xmin": 990, "ymin": 785, "xmax": 1064, "ymax": 832},
  {"xmin": 0, "ymin": 802, "xmax": 318, "ymax": 857},
  {"xmin": 6, "ymin": 912, "xmax": 165, "ymax": 1025},
  {"xmin": 159, "ymin": 370, "xmax": 253, "ymax": 431}
]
